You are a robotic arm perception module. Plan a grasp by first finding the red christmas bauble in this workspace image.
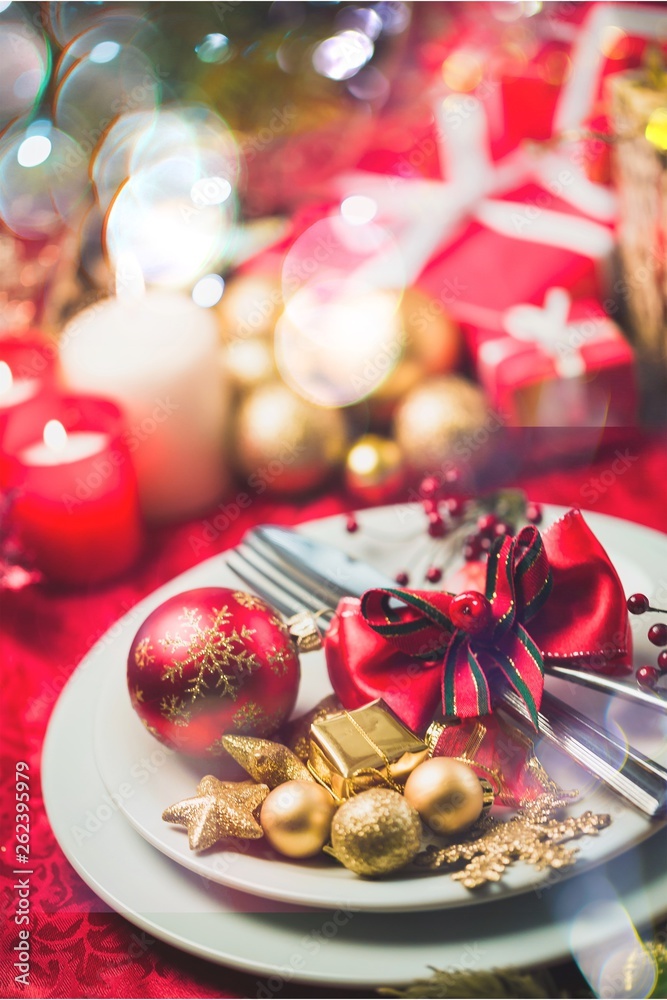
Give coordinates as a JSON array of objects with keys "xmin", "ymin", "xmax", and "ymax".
[{"xmin": 127, "ymin": 587, "xmax": 300, "ymax": 757}]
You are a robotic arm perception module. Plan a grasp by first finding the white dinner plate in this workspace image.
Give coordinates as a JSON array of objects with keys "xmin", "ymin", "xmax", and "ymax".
[
  {"xmin": 91, "ymin": 504, "xmax": 667, "ymax": 912},
  {"xmin": 42, "ymin": 504, "xmax": 667, "ymax": 985}
]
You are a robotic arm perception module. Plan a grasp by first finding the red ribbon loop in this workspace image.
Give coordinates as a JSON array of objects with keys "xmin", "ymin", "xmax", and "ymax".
[{"xmin": 325, "ymin": 510, "xmax": 632, "ymax": 734}]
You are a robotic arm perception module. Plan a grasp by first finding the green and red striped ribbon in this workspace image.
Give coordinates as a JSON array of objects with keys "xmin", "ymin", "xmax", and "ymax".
[{"xmin": 361, "ymin": 526, "xmax": 552, "ymax": 728}]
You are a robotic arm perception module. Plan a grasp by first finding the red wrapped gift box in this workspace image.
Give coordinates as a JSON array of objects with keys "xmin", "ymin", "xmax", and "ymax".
[
  {"xmin": 475, "ymin": 288, "xmax": 636, "ymax": 427},
  {"xmin": 415, "ymin": 179, "xmax": 615, "ymax": 350}
]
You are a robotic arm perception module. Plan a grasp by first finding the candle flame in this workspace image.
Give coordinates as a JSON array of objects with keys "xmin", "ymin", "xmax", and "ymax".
[
  {"xmin": 0, "ymin": 361, "xmax": 12, "ymax": 397},
  {"xmin": 43, "ymin": 419, "xmax": 68, "ymax": 454}
]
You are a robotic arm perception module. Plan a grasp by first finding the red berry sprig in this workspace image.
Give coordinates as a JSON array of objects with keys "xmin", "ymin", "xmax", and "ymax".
[
  {"xmin": 344, "ymin": 485, "xmax": 539, "ymax": 588},
  {"xmin": 626, "ymin": 593, "xmax": 667, "ymax": 690}
]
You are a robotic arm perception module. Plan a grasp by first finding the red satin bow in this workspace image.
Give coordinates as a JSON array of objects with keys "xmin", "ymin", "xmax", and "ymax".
[
  {"xmin": 325, "ymin": 509, "xmax": 632, "ymax": 733},
  {"xmin": 360, "ymin": 525, "xmax": 551, "ymax": 728}
]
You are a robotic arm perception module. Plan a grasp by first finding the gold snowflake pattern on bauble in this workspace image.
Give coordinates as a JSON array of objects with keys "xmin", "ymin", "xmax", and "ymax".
[
  {"xmin": 267, "ymin": 645, "xmax": 296, "ymax": 676},
  {"xmin": 133, "ymin": 687, "xmax": 144, "ymax": 704},
  {"xmin": 159, "ymin": 694, "xmax": 191, "ymax": 727},
  {"xmin": 134, "ymin": 637, "xmax": 154, "ymax": 669},
  {"xmin": 414, "ymin": 791, "xmax": 611, "ymax": 888},
  {"xmin": 268, "ymin": 613, "xmax": 289, "ymax": 636},
  {"xmin": 158, "ymin": 606, "xmax": 260, "ymax": 702},
  {"xmin": 233, "ymin": 592, "xmax": 269, "ymax": 611},
  {"xmin": 231, "ymin": 701, "xmax": 284, "ymax": 737},
  {"xmin": 141, "ymin": 718, "xmax": 160, "ymax": 739}
]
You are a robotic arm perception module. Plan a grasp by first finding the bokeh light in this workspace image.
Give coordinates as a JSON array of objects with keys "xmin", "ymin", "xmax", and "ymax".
[
  {"xmin": 312, "ymin": 29, "xmax": 374, "ymax": 81},
  {"xmin": 54, "ymin": 41, "xmax": 161, "ymax": 147},
  {"xmin": 570, "ymin": 896, "xmax": 657, "ymax": 998},
  {"xmin": 0, "ymin": 121, "xmax": 89, "ymax": 239},
  {"xmin": 335, "ymin": 6, "xmax": 383, "ymax": 40},
  {"xmin": 374, "ymin": 2, "xmax": 411, "ymax": 35},
  {"xmin": 47, "ymin": 1, "xmax": 129, "ymax": 47},
  {"xmin": 281, "ymin": 215, "xmax": 405, "ymax": 306},
  {"xmin": 195, "ymin": 33, "xmax": 231, "ymax": 64},
  {"xmin": 340, "ymin": 194, "xmax": 378, "ymax": 225},
  {"xmin": 55, "ymin": 14, "xmax": 160, "ymax": 84},
  {"xmin": 192, "ymin": 273, "xmax": 225, "ymax": 308},
  {"xmin": 0, "ymin": 7, "xmax": 50, "ymax": 128},
  {"xmin": 275, "ymin": 285, "xmax": 403, "ymax": 407},
  {"xmin": 103, "ymin": 106, "xmax": 240, "ymax": 288}
]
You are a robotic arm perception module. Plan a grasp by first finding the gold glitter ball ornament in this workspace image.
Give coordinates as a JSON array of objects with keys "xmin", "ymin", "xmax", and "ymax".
[
  {"xmin": 344, "ymin": 434, "xmax": 405, "ymax": 505},
  {"xmin": 221, "ymin": 734, "xmax": 313, "ymax": 788},
  {"xmin": 393, "ymin": 375, "xmax": 489, "ymax": 475},
  {"xmin": 234, "ymin": 383, "xmax": 348, "ymax": 494},
  {"xmin": 217, "ymin": 273, "xmax": 283, "ymax": 341},
  {"xmin": 162, "ymin": 776, "xmax": 269, "ymax": 850},
  {"xmin": 330, "ymin": 787, "xmax": 422, "ymax": 876},
  {"xmin": 261, "ymin": 779, "xmax": 338, "ymax": 858},
  {"xmin": 370, "ymin": 287, "xmax": 462, "ymax": 421},
  {"xmin": 403, "ymin": 757, "xmax": 486, "ymax": 836}
]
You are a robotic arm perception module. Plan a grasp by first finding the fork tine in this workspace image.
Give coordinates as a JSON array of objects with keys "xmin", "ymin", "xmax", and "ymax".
[
  {"xmin": 226, "ymin": 545, "xmax": 324, "ymax": 618},
  {"xmin": 226, "ymin": 550, "xmax": 298, "ymax": 618}
]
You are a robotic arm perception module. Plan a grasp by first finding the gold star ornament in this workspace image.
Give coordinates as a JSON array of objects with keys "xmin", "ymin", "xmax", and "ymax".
[
  {"xmin": 221, "ymin": 734, "xmax": 313, "ymax": 788},
  {"xmin": 162, "ymin": 776, "xmax": 269, "ymax": 850}
]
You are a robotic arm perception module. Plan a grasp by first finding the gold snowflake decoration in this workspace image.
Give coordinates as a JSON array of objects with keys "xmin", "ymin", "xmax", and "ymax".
[
  {"xmin": 233, "ymin": 592, "xmax": 269, "ymax": 611},
  {"xmin": 231, "ymin": 701, "xmax": 284, "ymax": 736},
  {"xmin": 158, "ymin": 606, "xmax": 259, "ymax": 702},
  {"xmin": 141, "ymin": 718, "xmax": 161, "ymax": 739},
  {"xmin": 160, "ymin": 694, "xmax": 192, "ymax": 727},
  {"xmin": 205, "ymin": 737, "xmax": 229, "ymax": 756},
  {"xmin": 268, "ymin": 613, "xmax": 290, "ymax": 637},
  {"xmin": 267, "ymin": 645, "xmax": 296, "ymax": 676},
  {"xmin": 134, "ymin": 687, "xmax": 144, "ymax": 704},
  {"xmin": 414, "ymin": 792, "xmax": 611, "ymax": 888},
  {"xmin": 134, "ymin": 637, "xmax": 154, "ymax": 669}
]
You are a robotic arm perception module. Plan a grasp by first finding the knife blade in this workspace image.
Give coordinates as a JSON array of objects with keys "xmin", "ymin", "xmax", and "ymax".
[{"xmin": 241, "ymin": 524, "xmax": 667, "ymax": 818}]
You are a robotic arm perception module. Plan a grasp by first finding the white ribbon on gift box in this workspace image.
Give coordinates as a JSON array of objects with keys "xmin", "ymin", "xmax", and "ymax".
[
  {"xmin": 499, "ymin": 286, "xmax": 618, "ymax": 380},
  {"xmin": 332, "ymin": 3, "xmax": 667, "ymax": 290},
  {"xmin": 477, "ymin": 287, "xmax": 625, "ymax": 426}
]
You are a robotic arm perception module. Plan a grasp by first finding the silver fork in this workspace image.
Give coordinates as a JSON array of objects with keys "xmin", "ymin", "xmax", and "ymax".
[{"xmin": 227, "ymin": 534, "xmax": 667, "ymax": 819}]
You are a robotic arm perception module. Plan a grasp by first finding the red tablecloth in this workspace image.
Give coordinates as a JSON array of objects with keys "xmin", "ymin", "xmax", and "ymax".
[{"xmin": 2, "ymin": 429, "xmax": 666, "ymax": 999}]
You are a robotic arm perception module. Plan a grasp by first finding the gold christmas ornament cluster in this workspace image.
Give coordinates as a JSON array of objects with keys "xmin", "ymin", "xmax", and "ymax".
[
  {"xmin": 162, "ymin": 701, "xmax": 611, "ymax": 884},
  {"xmin": 217, "ymin": 274, "xmax": 477, "ymax": 498}
]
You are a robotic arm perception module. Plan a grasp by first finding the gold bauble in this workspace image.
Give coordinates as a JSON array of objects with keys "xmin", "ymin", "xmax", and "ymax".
[
  {"xmin": 225, "ymin": 337, "xmax": 275, "ymax": 390},
  {"xmin": 217, "ymin": 273, "xmax": 283, "ymax": 341},
  {"xmin": 344, "ymin": 434, "xmax": 405, "ymax": 504},
  {"xmin": 260, "ymin": 779, "xmax": 337, "ymax": 859},
  {"xmin": 235, "ymin": 383, "xmax": 348, "ymax": 493},
  {"xmin": 404, "ymin": 758, "xmax": 484, "ymax": 836},
  {"xmin": 370, "ymin": 288, "xmax": 462, "ymax": 420},
  {"xmin": 393, "ymin": 375, "xmax": 489, "ymax": 475},
  {"xmin": 330, "ymin": 788, "xmax": 422, "ymax": 877}
]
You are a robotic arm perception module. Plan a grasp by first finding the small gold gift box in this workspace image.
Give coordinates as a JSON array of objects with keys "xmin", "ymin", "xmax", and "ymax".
[{"xmin": 309, "ymin": 699, "xmax": 429, "ymax": 799}]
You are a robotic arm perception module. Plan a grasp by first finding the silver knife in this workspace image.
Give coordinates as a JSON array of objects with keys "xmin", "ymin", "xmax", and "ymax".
[{"xmin": 228, "ymin": 524, "xmax": 667, "ymax": 819}]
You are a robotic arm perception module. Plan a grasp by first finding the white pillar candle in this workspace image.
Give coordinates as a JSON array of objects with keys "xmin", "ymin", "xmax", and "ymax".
[{"xmin": 59, "ymin": 291, "xmax": 229, "ymax": 522}]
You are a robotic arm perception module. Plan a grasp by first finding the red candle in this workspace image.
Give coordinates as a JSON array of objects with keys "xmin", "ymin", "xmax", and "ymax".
[
  {"xmin": 0, "ymin": 332, "xmax": 59, "ymax": 482},
  {"xmin": 7, "ymin": 395, "xmax": 144, "ymax": 586}
]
